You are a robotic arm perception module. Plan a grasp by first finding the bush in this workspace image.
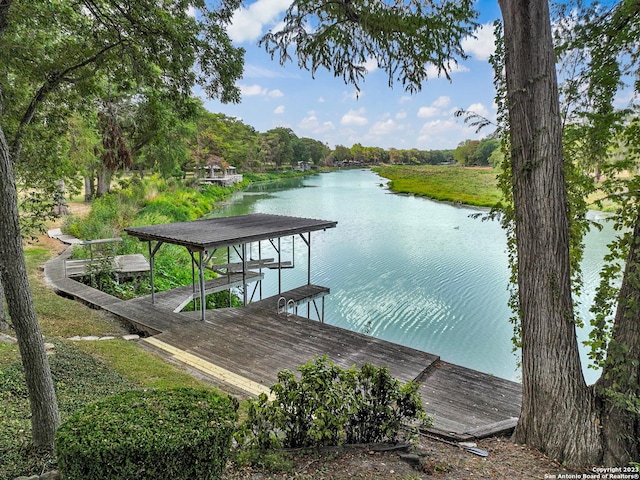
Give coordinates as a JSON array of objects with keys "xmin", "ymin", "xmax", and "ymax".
[
  {"xmin": 56, "ymin": 388, "xmax": 238, "ymax": 480},
  {"xmin": 236, "ymin": 356, "xmax": 429, "ymax": 450}
]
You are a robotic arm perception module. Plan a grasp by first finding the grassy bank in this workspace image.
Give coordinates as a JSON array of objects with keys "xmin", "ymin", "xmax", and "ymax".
[
  {"xmin": 2, "ymin": 238, "xmax": 220, "ymax": 479},
  {"xmin": 374, "ymin": 165, "xmax": 502, "ymax": 208}
]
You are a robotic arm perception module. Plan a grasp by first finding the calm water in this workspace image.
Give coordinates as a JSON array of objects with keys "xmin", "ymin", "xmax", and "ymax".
[{"xmin": 211, "ymin": 169, "xmax": 616, "ymax": 383}]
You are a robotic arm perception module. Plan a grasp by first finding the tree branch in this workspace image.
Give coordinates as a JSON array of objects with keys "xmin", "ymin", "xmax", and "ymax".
[
  {"xmin": 11, "ymin": 39, "xmax": 127, "ymax": 157},
  {"xmin": 0, "ymin": 0, "xmax": 13, "ymax": 36}
]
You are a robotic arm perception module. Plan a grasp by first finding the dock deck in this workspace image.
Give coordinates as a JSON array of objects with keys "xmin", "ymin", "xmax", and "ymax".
[
  {"xmin": 64, "ymin": 254, "xmax": 150, "ymax": 278},
  {"xmin": 44, "ymin": 247, "xmax": 521, "ymax": 441}
]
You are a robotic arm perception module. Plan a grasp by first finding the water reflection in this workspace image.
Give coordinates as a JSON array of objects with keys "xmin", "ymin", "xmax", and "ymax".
[{"xmin": 211, "ymin": 169, "xmax": 616, "ymax": 384}]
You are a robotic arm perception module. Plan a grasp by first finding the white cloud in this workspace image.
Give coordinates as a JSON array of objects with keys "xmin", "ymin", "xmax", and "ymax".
[
  {"xmin": 274, "ymin": 105, "xmax": 285, "ymax": 114},
  {"xmin": 396, "ymin": 111, "xmax": 407, "ymax": 120},
  {"xmin": 399, "ymin": 96, "xmax": 412, "ymax": 104},
  {"xmin": 298, "ymin": 114, "xmax": 335, "ymax": 134},
  {"xmin": 341, "ymin": 108, "xmax": 369, "ymax": 126},
  {"xmin": 417, "ymin": 106, "xmax": 439, "ymax": 118},
  {"xmin": 270, "ymin": 118, "xmax": 292, "ymax": 130},
  {"xmin": 417, "ymin": 96, "xmax": 453, "ymax": 118},
  {"xmin": 241, "ymin": 84, "xmax": 267, "ymax": 96},
  {"xmin": 228, "ymin": 0, "xmax": 291, "ymax": 43},
  {"xmin": 343, "ymin": 89, "xmax": 362, "ymax": 101},
  {"xmin": 614, "ymin": 88, "xmax": 635, "ymax": 109},
  {"xmin": 462, "ymin": 23, "xmax": 496, "ymax": 61},
  {"xmin": 239, "ymin": 84, "xmax": 283, "ymax": 99},
  {"xmin": 417, "ymin": 119, "xmax": 464, "ymax": 149},
  {"xmin": 368, "ymin": 119, "xmax": 404, "ymax": 136},
  {"xmin": 318, "ymin": 97, "xmax": 326, "ymax": 103},
  {"xmin": 465, "ymin": 102, "xmax": 490, "ymax": 118},
  {"xmin": 243, "ymin": 64, "xmax": 290, "ymax": 79},
  {"xmin": 415, "ymin": 106, "xmax": 495, "ymax": 149},
  {"xmin": 432, "ymin": 96, "xmax": 451, "ymax": 108},
  {"xmin": 362, "ymin": 58, "xmax": 379, "ymax": 74}
]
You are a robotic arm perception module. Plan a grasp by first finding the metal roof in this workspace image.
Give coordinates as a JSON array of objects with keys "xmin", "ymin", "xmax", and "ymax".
[{"xmin": 125, "ymin": 213, "xmax": 337, "ymax": 251}]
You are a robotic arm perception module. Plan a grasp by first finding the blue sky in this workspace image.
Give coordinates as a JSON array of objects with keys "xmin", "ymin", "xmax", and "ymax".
[{"xmin": 201, "ymin": 0, "xmax": 503, "ymax": 151}]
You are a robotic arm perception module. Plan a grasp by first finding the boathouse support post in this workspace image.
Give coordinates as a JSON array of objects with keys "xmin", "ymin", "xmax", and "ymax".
[
  {"xmin": 148, "ymin": 240, "xmax": 164, "ymax": 305},
  {"xmin": 277, "ymin": 237, "xmax": 282, "ymax": 294},
  {"xmin": 258, "ymin": 241, "xmax": 263, "ymax": 300},
  {"xmin": 148, "ymin": 242, "xmax": 154, "ymax": 304},
  {"xmin": 189, "ymin": 251, "xmax": 195, "ymax": 307},
  {"xmin": 242, "ymin": 243, "xmax": 248, "ymax": 306},
  {"xmin": 298, "ymin": 232, "xmax": 313, "ymax": 318},
  {"xmin": 199, "ymin": 250, "xmax": 206, "ymax": 321}
]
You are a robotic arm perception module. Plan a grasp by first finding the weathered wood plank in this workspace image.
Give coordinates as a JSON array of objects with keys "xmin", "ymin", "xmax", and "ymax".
[
  {"xmin": 418, "ymin": 361, "xmax": 521, "ymax": 440},
  {"xmin": 162, "ymin": 305, "xmax": 437, "ymax": 385},
  {"xmin": 64, "ymin": 254, "xmax": 150, "ymax": 278},
  {"xmin": 250, "ymin": 285, "xmax": 330, "ymax": 312}
]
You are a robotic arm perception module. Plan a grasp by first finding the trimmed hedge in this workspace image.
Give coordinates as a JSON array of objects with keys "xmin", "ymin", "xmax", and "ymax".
[{"xmin": 55, "ymin": 388, "xmax": 238, "ymax": 480}]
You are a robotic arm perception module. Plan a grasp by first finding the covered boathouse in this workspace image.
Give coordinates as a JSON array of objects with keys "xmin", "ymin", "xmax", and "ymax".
[{"xmin": 124, "ymin": 213, "xmax": 338, "ymax": 321}]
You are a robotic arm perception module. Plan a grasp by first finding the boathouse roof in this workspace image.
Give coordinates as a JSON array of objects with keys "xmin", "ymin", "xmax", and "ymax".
[{"xmin": 124, "ymin": 213, "xmax": 337, "ymax": 251}]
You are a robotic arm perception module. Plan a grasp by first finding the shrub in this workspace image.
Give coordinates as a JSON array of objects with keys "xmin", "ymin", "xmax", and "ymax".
[
  {"xmin": 236, "ymin": 356, "xmax": 429, "ymax": 450},
  {"xmin": 56, "ymin": 388, "xmax": 238, "ymax": 480}
]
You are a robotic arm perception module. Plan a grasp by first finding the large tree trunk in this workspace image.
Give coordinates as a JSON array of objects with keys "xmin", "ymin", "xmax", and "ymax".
[
  {"xmin": 0, "ymin": 126, "xmax": 60, "ymax": 450},
  {"xmin": 84, "ymin": 175, "xmax": 95, "ymax": 202},
  {"xmin": 96, "ymin": 164, "xmax": 111, "ymax": 197},
  {"xmin": 599, "ymin": 209, "xmax": 640, "ymax": 465},
  {"xmin": 0, "ymin": 278, "xmax": 8, "ymax": 330},
  {"xmin": 498, "ymin": 0, "xmax": 602, "ymax": 467}
]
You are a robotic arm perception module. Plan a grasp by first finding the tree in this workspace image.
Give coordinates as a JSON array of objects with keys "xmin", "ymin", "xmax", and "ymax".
[
  {"xmin": 261, "ymin": 0, "xmax": 640, "ymax": 467},
  {"xmin": 0, "ymin": 0, "xmax": 243, "ymax": 451},
  {"xmin": 299, "ymin": 137, "xmax": 331, "ymax": 165},
  {"xmin": 260, "ymin": 127, "xmax": 296, "ymax": 168},
  {"xmin": 332, "ymin": 145, "xmax": 353, "ymax": 163},
  {"xmin": 68, "ymin": 113, "xmax": 102, "ymax": 202},
  {"xmin": 471, "ymin": 138, "xmax": 499, "ymax": 165},
  {"xmin": 553, "ymin": 0, "xmax": 640, "ymax": 463},
  {"xmin": 87, "ymin": 90, "xmax": 197, "ymax": 194},
  {"xmin": 497, "ymin": 0, "xmax": 602, "ymax": 464},
  {"xmin": 195, "ymin": 111, "xmax": 261, "ymax": 171},
  {"xmin": 96, "ymin": 97, "xmax": 133, "ymax": 196},
  {"xmin": 292, "ymin": 136, "xmax": 310, "ymax": 165},
  {"xmin": 453, "ymin": 139, "xmax": 479, "ymax": 165}
]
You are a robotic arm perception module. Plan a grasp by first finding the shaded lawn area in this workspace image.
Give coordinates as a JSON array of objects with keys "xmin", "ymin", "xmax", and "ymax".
[{"xmin": 0, "ymin": 240, "xmax": 221, "ymax": 479}]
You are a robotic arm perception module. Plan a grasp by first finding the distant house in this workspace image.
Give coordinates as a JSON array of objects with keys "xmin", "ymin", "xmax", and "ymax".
[
  {"xmin": 294, "ymin": 161, "xmax": 311, "ymax": 172},
  {"xmin": 196, "ymin": 156, "xmax": 243, "ymax": 186}
]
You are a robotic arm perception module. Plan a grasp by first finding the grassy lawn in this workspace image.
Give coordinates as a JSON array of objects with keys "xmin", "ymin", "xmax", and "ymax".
[
  {"xmin": 374, "ymin": 165, "xmax": 502, "ymax": 208},
  {"xmin": 24, "ymin": 245, "xmax": 128, "ymax": 338},
  {"xmin": 1, "ymin": 236, "xmax": 221, "ymax": 479}
]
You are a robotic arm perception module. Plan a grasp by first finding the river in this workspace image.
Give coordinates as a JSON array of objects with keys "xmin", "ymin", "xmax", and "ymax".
[{"xmin": 210, "ymin": 168, "xmax": 617, "ymax": 383}]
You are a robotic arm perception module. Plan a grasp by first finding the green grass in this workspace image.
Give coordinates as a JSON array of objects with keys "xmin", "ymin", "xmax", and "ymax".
[
  {"xmin": 374, "ymin": 165, "xmax": 502, "ymax": 208},
  {"xmin": 1, "ymin": 238, "xmax": 221, "ymax": 479},
  {"xmin": 0, "ymin": 341, "xmax": 135, "ymax": 479},
  {"xmin": 73, "ymin": 339, "xmax": 215, "ymax": 390},
  {"xmin": 24, "ymin": 246, "xmax": 127, "ymax": 338}
]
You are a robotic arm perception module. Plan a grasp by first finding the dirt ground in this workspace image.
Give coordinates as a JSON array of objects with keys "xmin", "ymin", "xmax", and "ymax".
[{"xmin": 223, "ymin": 434, "xmax": 579, "ymax": 480}]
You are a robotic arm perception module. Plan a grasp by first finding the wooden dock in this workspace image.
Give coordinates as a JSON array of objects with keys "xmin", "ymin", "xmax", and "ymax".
[
  {"xmin": 44, "ymin": 247, "xmax": 521, "ymax": 441},
  {"xmin": 64, "ymin": 254, "xmax": 150, "ymax": 279}
]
